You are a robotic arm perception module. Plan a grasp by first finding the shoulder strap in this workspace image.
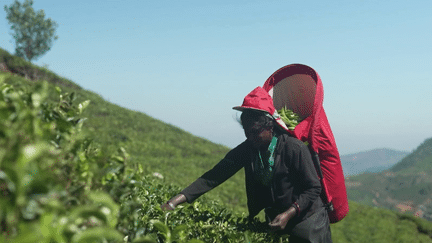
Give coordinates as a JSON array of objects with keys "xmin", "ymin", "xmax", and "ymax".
[{"xmin": 307, "ymin": 145, "xmax": 334, "ymax": 213}]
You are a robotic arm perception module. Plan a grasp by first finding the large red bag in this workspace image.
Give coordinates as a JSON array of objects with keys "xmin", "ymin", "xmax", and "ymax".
[{"xmin": 262, "ymin": 64, "xmax": 349, "ymax": 223}]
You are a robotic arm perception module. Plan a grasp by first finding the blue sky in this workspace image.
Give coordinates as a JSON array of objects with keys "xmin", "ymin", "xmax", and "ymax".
[{"xmin": 1, "ymin": 0, "xmax": 431, "ymax": 155}]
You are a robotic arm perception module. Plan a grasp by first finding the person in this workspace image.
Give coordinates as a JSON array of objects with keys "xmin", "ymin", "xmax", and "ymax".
[{"xmin": 161, "ymin": 87, "xmax": 332, "ymax": 242}]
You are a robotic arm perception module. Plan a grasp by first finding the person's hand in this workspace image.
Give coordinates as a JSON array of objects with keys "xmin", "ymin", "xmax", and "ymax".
[
  {"xmin": 160, "ymin": 194, "xmax": 186, "ymax": 211},
  {"xmin": 160, "ymin": 201, "xmax": 176, "ymax": 211},
  {"xmin": 268, "ymin": 207, "xmax": 296, "ymax": 233}
]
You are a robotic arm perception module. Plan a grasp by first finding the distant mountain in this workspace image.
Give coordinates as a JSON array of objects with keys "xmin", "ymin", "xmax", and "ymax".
[
  {"xmin": 345, "ymin": 137, "xmax": 432, "ymax": 221},
  {"xmin": 341, "ymin": 148, "xmax": 409, "ymax": 176}
]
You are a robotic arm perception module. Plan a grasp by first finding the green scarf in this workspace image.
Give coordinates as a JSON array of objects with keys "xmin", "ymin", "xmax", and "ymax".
[{"xmin": 254, "ymin": 135, "xmax": 278, "ymax": 186}]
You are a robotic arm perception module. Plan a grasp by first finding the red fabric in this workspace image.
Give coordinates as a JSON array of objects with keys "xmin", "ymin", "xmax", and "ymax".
[
  {"xmin": 262, "ymin": 64, "xmax": 349, "ymax": 223},
  {"xmin": 233, "ymin": 86, "xmax": 291, "ymax": 132},
  {"xmin": 232, "ymin": 86, "xmax": 276, "ymax": 114}
]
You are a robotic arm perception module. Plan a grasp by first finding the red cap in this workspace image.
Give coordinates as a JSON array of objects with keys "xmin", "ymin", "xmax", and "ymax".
[
  {"xmin": 233, "ymin": 86, "xmax": 290, "ymax": 132},
  {"xmin": 232, "ymin": 86, "xmax": 275, "ymax": 114}
]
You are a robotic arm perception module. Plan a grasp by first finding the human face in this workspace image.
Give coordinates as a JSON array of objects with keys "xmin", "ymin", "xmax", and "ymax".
[{"xmin": 243, "ymin": 124, "xmax": 273, "ymax": 149}]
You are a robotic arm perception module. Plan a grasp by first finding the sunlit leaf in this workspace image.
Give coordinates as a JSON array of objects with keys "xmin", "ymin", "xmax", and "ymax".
[
  {"xmin": 31, "ymin": 93, "xmax": 41, "ymax": 108},
  {"xmin": 87, "ymin": 191, "xmax": 120, "ymax": 228},
  {"xmin": 18, "ymin": 142, "xmax": 48, "ymax": 167},
  {"xmin": 78, "ymin": 100, "xmax": 90, "ymax": 114},
  {"xmin": 69, "ymin": 206, "xmax": 108, "ymax": 226},
  {"xmin": 150, "ymin": 219, "xmax": 170, "ymax": 238}
]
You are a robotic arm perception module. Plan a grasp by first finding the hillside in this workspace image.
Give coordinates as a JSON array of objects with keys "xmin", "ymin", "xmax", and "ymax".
[
  {"xmin": 346, "ymin": 137, "xmax": 432, "ymax": 221},
  {"xmin": 390, "ymin": 138, "xmax": 432, "ymax": 174},
  {"xmin": 331, "ymin": 200, "xmax": 432, "ymax": 243},
  {"xmin": 3, "ymin": 47, "xmax": 432, "ymax": 242},
  {"xmin": 341, "ymin": 148, "xmax": 409, "ymax": 176},
  {"xmin": 0, "ymin": 47, "xmax": 247, "ymax": 214}
]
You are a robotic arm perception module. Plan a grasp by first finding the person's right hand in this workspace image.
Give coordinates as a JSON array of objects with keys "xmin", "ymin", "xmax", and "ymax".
[
  {"xmin": 160, "ymin": 202, "xmax": 175, "ymax": 211},
  {"xmin": 160, "ymin": 194, "xmax": 187, "ymax": 211},
  {"xmin": 268, "ymin": 206, "xmax": 297, "ymax": 233}
]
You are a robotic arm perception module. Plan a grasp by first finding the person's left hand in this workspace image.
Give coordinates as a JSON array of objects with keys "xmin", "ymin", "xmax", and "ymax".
[{"xmin": 268, "ymin": 207, "xmax": 296, "ymax": 233}]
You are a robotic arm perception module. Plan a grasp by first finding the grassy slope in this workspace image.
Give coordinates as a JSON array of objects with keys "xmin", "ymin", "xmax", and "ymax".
[
  {"xmin": 332, "ymin": 200, "xmax": 432, "ymax": 243},
  {"xmin": 0, "ymin": 47, "xmax": 247, "ymax": 213},
  {"xmin": 82, "ymin": 99, "xmax": 249, "ymax": 212},
  {"xmin": 346, "ymin": 137, "xmax": 432, "ymax": 220},
  {"xmin": 3, "ymin": 47, "xmax": 432, "ymax": 242},
  {"xmin": 390, "ymin": 138, "xmax": 432, "ymax": 173}
]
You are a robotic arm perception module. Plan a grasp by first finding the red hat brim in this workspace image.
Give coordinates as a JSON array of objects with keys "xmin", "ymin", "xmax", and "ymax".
[{"xmin": 232, "ymin": 106, "xmax": 271, "ymax": 114}]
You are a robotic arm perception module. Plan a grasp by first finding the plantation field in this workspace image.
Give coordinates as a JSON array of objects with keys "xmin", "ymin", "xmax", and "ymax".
[{"xmin": 1, "ymin": 48, "xmax": 432, "ymax": 242}]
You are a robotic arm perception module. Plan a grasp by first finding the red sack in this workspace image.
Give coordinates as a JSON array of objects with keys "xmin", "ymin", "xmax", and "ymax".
[{"xmin": 262, "ymin": 64, "xmax": 349, "ymax": 223}]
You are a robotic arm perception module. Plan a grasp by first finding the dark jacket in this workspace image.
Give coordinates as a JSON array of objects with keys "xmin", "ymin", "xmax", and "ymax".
[{"xmin": 180, "ymin": 133, "xmax": 323, "ymax": 222}]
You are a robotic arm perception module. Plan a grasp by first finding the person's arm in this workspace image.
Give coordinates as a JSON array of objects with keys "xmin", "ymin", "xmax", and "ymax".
[
  {"xmin": 161, "ymin": 144, "xmax": 246, "ymax": 210},
  {"xmin": 180, "ymin": 157, "xmax": 244, "ymax": 203},
  {"xmin": 288, "ymin": 139, "xmax": 321, "ymax": 216}
]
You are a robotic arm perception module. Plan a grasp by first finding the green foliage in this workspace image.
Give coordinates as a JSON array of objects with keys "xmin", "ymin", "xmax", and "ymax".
[
  {"xmin": 346, "ymin": 138, "xmax": 432, "ymax": 220},
  {"xmin": 0, "ymin": 47, "xmax": 244, "ymax": 215},
  {"xmin": 0, "ymin": 72, "xmax": 122, "ymax": 242},
  {"xmin": 4, "ymin": 0, "xmax": 58, "ymax": 62},
  {"xmin": 0, "ymin": 48, "xmax": 82, "ymax": 88},
  {"xmin": 330, "ymin": 201, "xmax": 432, "ymax": 243},
  {"xmin": 109, "ymin": 173, "xmax": 284, "ymax": 243},
  {"xmin": 2, "ymin": 50, "xmax": 432, "ymax": 242},
  {"xmin": 0, "ymin": 72, "xmax": 286, "ymax": 242},
  {"xmin": 390, "ymin": 137, "xmax": 432, "ymax": 173}
]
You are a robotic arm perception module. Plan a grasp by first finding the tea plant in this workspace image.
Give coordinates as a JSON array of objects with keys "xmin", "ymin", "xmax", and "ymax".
[
  {"xmin": 0, "ymin": 73, "xmax": 289, "ymax": 242},
  {"xmin": 3, "ymin": 56, "xmax": 432, "ymax": 242},
  {"xmin": 0, "ymin": 73, "xmax": 123, "ymax": 242}
]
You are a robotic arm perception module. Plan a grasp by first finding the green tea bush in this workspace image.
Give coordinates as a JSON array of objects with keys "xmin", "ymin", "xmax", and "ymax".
[
  {"xmin": 0, "ymin": 72, "xmax": 288, "ymax": 243},
  {"xmin": 2, "ymin": 66, "xmax": 432, "ymax": 242},
  {"xmin": 0, "ymin": 72, "xmax": 123, "ymax": 242},
  {"xmin": 111, "ymin": 175, "xmax": 283, "ymax": 243}
]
